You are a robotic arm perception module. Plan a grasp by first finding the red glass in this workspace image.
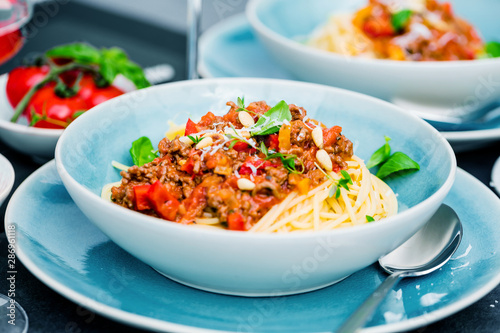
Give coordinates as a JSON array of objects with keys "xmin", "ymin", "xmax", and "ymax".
[{"xmin": 0, "ymin": 0, "xmax": 32, "ymax": 65}]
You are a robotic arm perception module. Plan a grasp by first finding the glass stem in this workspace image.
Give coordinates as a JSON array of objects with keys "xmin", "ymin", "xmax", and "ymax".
[{"xmin": 187, "ymin": 0, "xmax": 202, "ymax": 80}]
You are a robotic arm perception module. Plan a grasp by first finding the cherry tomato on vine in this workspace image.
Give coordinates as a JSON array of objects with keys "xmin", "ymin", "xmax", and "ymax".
[
  {"xmin": 6, "ymin": 65, "xmax": 50, "ymax": 107},
  {"xmin": 77, "ymin": 74, "xmax": 124, "ymax": 108},
  {"xmin": 26, "ymin": 83, "xmax": 88, "ymax": 129}
]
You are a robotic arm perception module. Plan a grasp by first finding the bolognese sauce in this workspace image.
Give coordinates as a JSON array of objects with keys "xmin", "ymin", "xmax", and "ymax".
[{"xmin": 111, "ymin": 100, "xmax": 353, "ymax": 231}]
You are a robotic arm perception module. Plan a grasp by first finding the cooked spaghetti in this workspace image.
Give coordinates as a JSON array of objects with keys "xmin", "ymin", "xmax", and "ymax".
[
  {"xmin": 308, "ymin": 0, "xmax": 485, "ymax": 61},
  {"xmin": 105, "ymin": 99, "xmax": 397, "ymax": 232}
]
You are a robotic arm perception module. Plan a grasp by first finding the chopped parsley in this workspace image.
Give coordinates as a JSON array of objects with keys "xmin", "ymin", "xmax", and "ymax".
[
  {"xmin": 329, "ymin": 170, "xmax": 353, "ymax": 199},
  {"xmin": 187, "ymin": 135, "xmax": 203, "ymax": 144}
]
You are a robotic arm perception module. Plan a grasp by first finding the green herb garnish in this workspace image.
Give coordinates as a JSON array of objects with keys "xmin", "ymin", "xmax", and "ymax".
[
  {"xmin": 260, "ymin": 141, "xmax": 303, "ymax": 174},
  {"xmin": 129, "ymin": 136, "xmax": 158, "ymax": 166},
  {"xmin": 367, "ymin": 137, "xmax": 420, "ymax": 179},
  {"xmin": 46, "ymin": 43, "xmax": 151, "ymax": 89},
  {"xmin": 329, "ymin": 170, "xmax": 353, "ymax": 198},
  {"xmin": 391, "ymin": 10, "xmax": 413, "ymax": 32},
  {"xmin": 188, "ymin": 135, "xmax": 203, "ymax": 144},
  {"xmin": 250, "ymin": 100, "xmax": 292, "ymax": 136},
  {"xmin": 366, "ymin": 136, "xmax": 391, "ymax": 169},
  {"xmin": 485, "ymin": 41, "xmax": 500, "ymax": 58},
  {"xmin": 236, "ymin": 97, "xmax": 247, "ymax": 112},
  {"xmin": 376, "ymin": 152, "xmax": 420, "ymax": 179},
  {"xmin": 366, "ymin": 215, "xmax": 375, "ymax": 222}
]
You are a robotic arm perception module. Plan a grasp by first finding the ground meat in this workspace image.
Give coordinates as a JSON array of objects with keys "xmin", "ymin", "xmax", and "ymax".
[
  {"xmin": 289, "ymin": 104, "xmax": 307, "ymax": 121},
  {"xmin": 110, "ymin": 99, "xmax": 353, "ymax": 230}
]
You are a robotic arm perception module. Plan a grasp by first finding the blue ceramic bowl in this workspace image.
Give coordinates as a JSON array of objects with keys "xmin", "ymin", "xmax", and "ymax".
[
  {"xmin": 55, "ymin": 78, "xmax": 456, "ymax": 296},
  {"xmin": 247, "ymin": 0, "xmax": 500, "ymax": 117}
]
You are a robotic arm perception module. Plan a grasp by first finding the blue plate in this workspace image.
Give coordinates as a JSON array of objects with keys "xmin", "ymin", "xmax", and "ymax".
[
  {"xmin": 198, "ymin": 14, "xmax": 500, "ymax": 151},
  {"xmin": 6, "ymin": 161, "xmax": 500, "ymax": 332}
]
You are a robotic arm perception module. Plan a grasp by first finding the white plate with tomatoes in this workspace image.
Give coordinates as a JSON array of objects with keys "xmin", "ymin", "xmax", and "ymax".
[
  {"xmin": 0, "ymin": 43, "xmax": 150, "ymax": 160},
  {"xmin": 0, "ymin": 73, "xmax": 63, "ymax": 160}
]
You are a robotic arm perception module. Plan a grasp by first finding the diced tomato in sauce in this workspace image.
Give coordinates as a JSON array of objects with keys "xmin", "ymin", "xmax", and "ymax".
[
  {"xmin": 147, "ymin": 181, "xmax": 180, "ymax": 221},
  {"xmin": 133, "ymin": 184, "xmax": 152, "ymax": 210},
  {"xmin": 227, "ymin": 212, "xmax": 246, "ymax": 231}
]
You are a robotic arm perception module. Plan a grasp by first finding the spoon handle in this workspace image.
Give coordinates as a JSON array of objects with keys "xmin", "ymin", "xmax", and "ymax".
[{"xmin": 336, "ymin": 271, "xmax": 404, "ymax": 333}]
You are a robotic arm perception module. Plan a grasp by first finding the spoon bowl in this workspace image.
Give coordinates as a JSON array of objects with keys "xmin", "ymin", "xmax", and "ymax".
[{"xmin": 337, "ymin": 204, "xmax": 463, "ymax": 333}]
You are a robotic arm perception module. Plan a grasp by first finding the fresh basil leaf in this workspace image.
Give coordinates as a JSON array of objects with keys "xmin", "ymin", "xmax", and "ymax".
[
  {"xmin": 119, "ymin": 61, "xmax": 151, "ymax": 89},
  {"xmin": 335, "ymin": 187, "xmax": 341, "ymax": 199},
  {"xmin": 228, "ymin": 140, "xmax": 241, "ymax": 149},
  {"xmin": 260, "ymin": 141, "xmax": 269, "ymax": 156},
  {"xmin": 376, "ymin": 152, "xmax": 420, "ymax": 179},
  {"xmin": 71, "ymin": 111, "xmax": 86, "ymax": 119},
  {"xmin": 99, "ymin": 47, "xmax": 150, "ymax": 88},
  {"xmin": 366, "ymin": 215, "xmax": 375, "ymax": 222},
  {"xmin": 366, "ymin": 136, "xmax": 391, "ymax": 169},
  {"xmin": 340, "ymin": 170, "xmax": 353, "ymax": 184},
  {"xmin": 485, "ymin": 41, "xmax": 500, "ymax": 58},
  {"xmin": 251, "ymin": 100, "xmax": 291, "ymax": 136},
  {"xmin": 130, "ymin": 136, "xmax": 158, "ymax": 166},
  {"xmin": 99, "ymin": 57, "xmax": 119, "ymax": 86},
  {"xmin": 46, "ymin": 43, "xmax": 101, "ymax": 64},
  {"xmin": 391, "ymin": 10, "xmax": 412, "ymax": 31},
  {"xmin": 237, "ymin": 97, "xmax": 245, "ymax": 109}
]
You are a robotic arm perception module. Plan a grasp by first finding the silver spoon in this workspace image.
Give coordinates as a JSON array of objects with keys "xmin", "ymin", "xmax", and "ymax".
[{"xmin": 337, "ymin": 204, "xmax": 463, "ymax": 333}]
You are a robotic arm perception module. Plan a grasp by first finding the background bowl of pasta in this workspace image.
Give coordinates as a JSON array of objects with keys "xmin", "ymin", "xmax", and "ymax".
[
  {"xmin": 246, "ymin": 0, "xmax": 500, "ymax": 119},
  {"xmin": 55, "ymin": 78, "xmax": 456, "ymax": 296}
]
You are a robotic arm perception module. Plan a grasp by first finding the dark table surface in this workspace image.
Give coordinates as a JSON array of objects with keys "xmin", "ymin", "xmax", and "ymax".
[{"xmin": 1, "ymin": 2, "xmax": 500, "ymax": 333}]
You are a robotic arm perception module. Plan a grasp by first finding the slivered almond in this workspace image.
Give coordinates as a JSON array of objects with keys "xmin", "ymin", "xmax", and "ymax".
[
  {"xmin": 224, "ymin": 127, "xmax": 251, "ymax": 139},
  {"xmin": 196, "ymin": 136, "xmax": 213, "ymax": 149},
  {"xmin": 179, "ymin": 136, "xmax": 194, "ymax": 146},
  {"xmin": 312, "ymin": 126, "xmax": 323, "ymax": 148},
  {"xmin": 316, "ymin": 149, "xmax": 332, "ymax": 171},
  {"xmin": 237, "ymin": 178, "xmax": 256, "ymax": 191},
  {"xmin": 238, "ymin": 111, "xmax": 255, "ymax": 127}
]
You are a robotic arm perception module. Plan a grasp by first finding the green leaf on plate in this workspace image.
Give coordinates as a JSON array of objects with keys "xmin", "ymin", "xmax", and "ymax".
[
  {"xmin": 366, "ymin": 136, "xmax": 391, "ymax": 169},
  {"xmin": 376, "ymin": 152, "xmax": 420, "ymax": 179}
]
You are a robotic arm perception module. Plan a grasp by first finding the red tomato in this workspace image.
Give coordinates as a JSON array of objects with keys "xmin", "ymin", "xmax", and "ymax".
[
  {"xmin": 265, "ymin": 134, "xmax": 279, "ymax": 151},
  {"xmin": 133, "ymin": 184, "xmax": 152, "ymax": 210},
  {"xmin": 6, "ymin": 65, "xmax": 50, "ymax": 107},
  {"xmin": 198, "ymin": 111, "xmax": 216, "ymax": 127},
  {"xmin": 227, "ymin": 212, "xmax": 245, "ymax": 231},
  {"xmin": 362, "ymin": 9, "xmax": 395, "ymax": 38},
  {"xmin": 147, "ymin": 181, "xmax": 180, "ymax": 221},
  {"xmin": 232, "ymin": 141, "xmax": 251, "ymax": 152},
  {"xmin": 77, "ymin": 74, "xmax": 124, "ymax": 108},
  {"xmin": 181, "ymin": 186, "xmax": 207, "ymax": 222},
  {"xmin": 322, "ymin": 126, "xmax": 342, "ymax": 147},
  {"xmin": 26, "ymin": 83, "xmax": 88, "ymax": 129},
  {"xmin": 184, "ymin": 119, "xmax": 199, "ymax": 136},
  {"xmin": 239, "ymin": 157, "xmax": 276, "ymax": 175}
]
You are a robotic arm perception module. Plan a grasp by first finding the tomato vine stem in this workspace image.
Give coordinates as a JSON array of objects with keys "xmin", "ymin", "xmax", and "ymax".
[{"xmin": 10, "ymin": 63, "xmax": 95, "ymax": 123}]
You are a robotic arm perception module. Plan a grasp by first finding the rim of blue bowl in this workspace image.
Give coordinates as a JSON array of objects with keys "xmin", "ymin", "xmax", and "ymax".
[
  {"xmin": 55, "ymin": 77, "xmax": 457, "ymax": 240},
  {"xmin": 246, "ymin": 0, "xmax": 500, "ymax": 68}
]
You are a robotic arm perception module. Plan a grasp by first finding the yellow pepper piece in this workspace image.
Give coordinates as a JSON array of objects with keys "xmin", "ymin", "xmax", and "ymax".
[
  {"xmin": 278, "ymin": 124, "xmax": 291, "ymax": 150},
  {"xmin": 165, "ymin": 121, "xmax": 186, "ymax": 140},
  {"xmin": 297, "ymin": 178, "xmax": 310, "ymax": 195}
]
